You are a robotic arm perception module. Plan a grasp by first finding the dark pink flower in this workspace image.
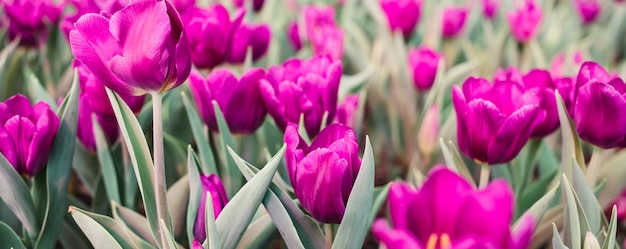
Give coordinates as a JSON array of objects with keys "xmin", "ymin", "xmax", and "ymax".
[
  {"xmin": 193, "ymin": 174, "xmax": 228, "ymax": 243},
  {"xmin": 507, "ymin": 0, "xmax": 542, "ymax": 43},
  {"xmin": 2, "ymin": 0, "xmax": 63, "ymax": 46},
  {"xmin": 574, "ymin": 0, "xmax": 600, "ymax": 25},
  {"xmin": 408, "ymin": 46, "xmax": 442, "ymax": 90},
  {"xmin": 441, "ymin": 6, "xmax": 469, "ymax": 38},
  {"xmin": 481, "ymin": 0, "xmax": 500, "ymax": 20},
  {"xmin": 334, "ymin": 94, "xmax": 360, "ymax": 129},
  {"xmin": 227, "ymin": 23, "xmax": 271, "ymax": 64},
  {"xmin": 379, "ymin": 0, "xmax": 422, "ymax": 37}
]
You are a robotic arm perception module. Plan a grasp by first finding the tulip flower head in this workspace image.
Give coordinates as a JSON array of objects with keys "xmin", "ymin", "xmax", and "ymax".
[
  {"xmin": 227, "ymin": 23, "xmax": 271, "ymax": 64},
  {"xmin": 299, "ymin": 6, "xmax": 344, "ymax": 60},
  {"xmin": 573, "ymin": 62, "xmax": 626, "ymax": 149},
  {"xmin": 260, "ymin": 55, "xmax": 342, "ymax": 138},
  {"xmin": 189, "ymin": 68, "xmax": 267, "ymax": 134},
  {"xmin": 284, "ymin": 123, "xmax": 361, "ymax": 223},
  {"xmin": 408, "ymin": 46, "xmax": 442, "ymax": 91},
  {"xmin": 70, "ymin": 0, "xmax": 192, "ymax": 96},
  {"xmin": 0, "ymin": 94, "xmax": 60, "ymax": 177},
  {"xmin": 441, "ymin": 6, "xmax": 469, "ymax": 38},
  {"xmin": 574, "ymin": 0, "xmax": 601, "ymax": 25},
  {"xmin": 193, "ymin": 174, "xmax": 228, "ymax": 243},
  {"xmin": 1, "ymin": 0, "xmax": 63, "ymax": 47},
  {"xmin": 452, "ymin": 76, "xmax": 546, "ymax": 164},
  {"xmin": 334, "ymin": 94, "xmax": 360, "ymax": 129},
  {"xmin": 287, "ymin": 21, "xmax": 303, "ymax": 51},
  {"xmin": 481, "ymin": 0, "xmax": 500, "ymax": 20},
  {"xmin": 507, "ymin": 0, "xmax": 542, "ymax": 43},
  {"xmin": 372, "ymin": 166, "xmax": 534, "ymax": 249},
  {"xmin": 379, "ymin": 0, "xmax": 422, "ymax": 37}
]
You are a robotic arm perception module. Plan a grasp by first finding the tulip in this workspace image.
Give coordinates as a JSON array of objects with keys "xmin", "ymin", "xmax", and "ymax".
[
  {"xmin": 481, "ymin": 0, "xmax": 499, "ymax": 20},
  {"xmin": 287, "ymin": 21, "xmax": 302, "ymax": 51},
  {"xmin": 372, "ymin": 166, "xmax": 534, "ymax": 249},
  {"xmin": 227, "ymin": 23, "xmax": 271, "ymax": 64},
  {"xmin": 507, "ymin": 0, "xmax": 542, "ymax": 43},
  {"xmin": 233, "ymin": 0, "xmax": 265, "ymax": 12},
  {"xmin": 608, "ymin": 188, "xmax": 626, "ymax": 220},
  {"xmin": 70, "ymin": 0, "xmax": 192, "ymax": 96},
  {"xmin": 260, "ymin": 55, "xmax": 342, "ymax": 138},
  {"xmin": 61, "ymin": 0, "xmax": 130, "ymax": 37},
  {"xmin": 170, "ymin": 0, "xmax": 195, "ymax": 13},
  {"xmin": 309, "ymin": 24, "xmax": 344, "ymax": 60},
  {"xmin": 193, "ymin": 174, "xmax": 228, "ymax": 243},
  {"xmin": 302, "ymin": 6, "xmax": 336, "ymax": 37},
  {"xmin": 441, "ymin": 6, "xmax": 469, "ymax": 38},
  {"xmin": 0, "ymin": 94, "xmax": 60, "ymax": 177},
  {"xmin": 573, "ymin": 62, "xmax": 626, "ymax": 149},
  {"xmin": 1, "ymin": 0, "xmax": 63, "ymax": 47},
  {"xmin": 379, "ymin": 0, "xmax": 422, "ymax": 37},
  {"xmin": 408, "ymin": 46, "xmax": 442, "ymax": 91},
  {"xmin": 189, "ymin": 68, "xmax": 267, "ymax": 134},
  {"xmin": 334, "ymin": 94, "xmax": 360, "ymax": 129},
  {"xmin": 575, "ymin": 0, "xmax": 600, "ymax": 25},
  {"xmin": 284, "ymin": 123, "xmax": 361, "ymax": 223},
  {"xmin": 452, "ymin": 76, "xmax": 545, "ymax": 164},
  {"xmin": 192, "ymin": 240, "xmax": 203, "ymax": 249},
  {"xmin": 76, "ymin": 97, "xmax": 119, "ymax": 151}
]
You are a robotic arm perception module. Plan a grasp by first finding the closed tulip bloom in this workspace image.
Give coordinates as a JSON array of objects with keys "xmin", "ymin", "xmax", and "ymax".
[
  {"xmin": 0, "ymin": 94, "xmax": 59, "ymax": 177},
  {"xmin": 334, "ymin": 94, "xmax": 360, "ymax": 129},
  {"xmin": 227, "ymin": 23, "xmax": 271, "ymax": 64},
  {"xmin": 574, "ymin": 62, "xmax": 626, "ymax": 149},
  {"xmin": 189, "ymin": 68, "xmax": 267, "ymax": 134},
  {"xmin": 182, "ymin": 5, "xmax": 244, "ymax": 69},
  {"xmin": 372, "ymin": 166, "xmax": 534, "ymax": 249},
  {"xmin": 408, "ymin": 46, "xmax": 442, "ymax": 91},
  {"xmin": 302, "ymin": 6, "xmax": 336, "ymax": 36},
  {"xmin": 441, "ymin": 6, "xmax": 469, "ymax": 38},
  {"xmin": 1, "ymin": 0, "xmax": 63, "ymax": 47},
  {"xmin": 233, "ymin": 0, "xmax": 265, "ymax": 12},
  {"xmin": 287, "ymin": 21, "xmax": 302, "ymax": 51},
  {"xmin": 260, "ymin": 55, "xmax": 342, "ymax": 138},
  {"xmin": 575, "ymin": 0, "xmax": 600, "ymax": 25},
  {"xmin": 193, "ymin": 174, "xmax": 228, "ymax": 243},
  {"xmin": 507, "ymin": 0, "xmax": 542, "ymax": 43},
  {"xmin": 379, "ymin": 0, "xmax": 422, "ymax": 37},
  {"xmin": 481, "ymin": 0, "xmax": 500, "ymax": 20},
  {"xmin": 284, "ymin": 123, "xmax": 361, "ymax": 223},
  {"xmin": 70, "ymin": 0, "xmax": 192, "ymax": 96},
  {"xmin": 452, "ymin": 76, "xmax": 545, "ymax": 164}
]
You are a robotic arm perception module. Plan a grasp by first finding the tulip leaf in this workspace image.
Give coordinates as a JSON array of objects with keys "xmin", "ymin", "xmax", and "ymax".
[
  {"xmin": 228, "ymin": 147, "xmax": 308, "ymax": 249},
  {"xmin": 36, "ymin": 69, "xmax": 79, "ymax": 249},
  {"xmin": 553, "ymin": 223, "xmax": 570, "ymax": 249},
  {"xmin": 186, "ymin": 147, "xmax": 202, "ymax": 245},
  {"xmin": 597, "ymin": 150, "xmax": 626, "ymax": 211},
  {"xmin": 602, "ymin": 206, "xmax": 617, "ymax": 249},
  {"xmin": 571, "ymin": 159, "xmax": 603, "ymax": 235},
  {"xmin": 212, "ymin": 101, "xmax": 242, "ymax": 196},
  {"xmin": 70, "ymin": 207, "xmax": 124, "ymax": 249},
  {"xmin": 237, "ymin": 214, "xmax": 277, "ymax": 249},
  {"xmin": 514, "ymin": 185, "xmax": 558, "ymax": 233},
  {"xmin": 0, "ymin": 153, "xmax": 39, "ymax": 237},
  {"xmin": 0, "ymin": 38, "xmax": 19, "ymax": 82},
  {"xmin": 159, "ymin": 219, "xmax": 177, "ymax": 249},
  {"xmin": 181, "ymin": 92, "xmax": 216, "ymax": 174},
  {"xmin": 112, "ymin": 202, "xmax": 158, "ymax": 247},
  {"xmin": 369, "ymin": 183, "xmax": 390, "ymax": 226},
  {"xmin": 24, "ymin": 66, "xmax": 56, "ymax": 111},
  {"xmin": 555, "ymin": 91, "xmax": 585, "ymax": 180},
  {"xmin": 563, "ymin": 174, "xmax": 592, "ymax": 249},
  {"xmin": 332, "ymin": 136, "xmax": 375, "ymax": 249},
  {"xmin": 93, "ymin": 115, "xmax": 122, "ymax": 205},
  {"xmin": 167, "ymin": 175, "xmax": 189, "ymax": 237},
  {"xmin": 439, "ymin": 139, "xmax": 475, "ymax": 187},
  {"xmin": 106, "ymin": 88, "xmax": 159, "ymax": 244},
  {"xmin": 204, "ymin": 192, "xmax": 221, "ymax": 249},
  {"xmin": 0, "ymin": 219, "xmax": 26, "ymax": 249},
  {"xmin": 215, "ymin": 144, "xmax": 284, "ymax": 249}
]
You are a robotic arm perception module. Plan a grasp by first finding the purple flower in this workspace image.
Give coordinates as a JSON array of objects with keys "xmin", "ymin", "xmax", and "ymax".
[
  {"xmin": 181, "ymin": 5, "xmax": 244, "ymax": 69},
  {"xmin": 575, "ymin": 0, "xmax": 601, "ymax": 25},
  {"xmin": 233, "ymin": 0, "xmax": 265, "ymax": 12},
  {"xmin": 334, "ymin": 94, "xmax": 360, "ymax": 129},
  {"xmin": 193, "ymin": 174, "xmax": 228, "ymax": 243},
  {"xmin": 408, "ymin": 46, "xmax": 442, "ymax": 91},
  {"xmin": 481, "ymin": 0, "xmax": 500, "ymax": 20},
  {"xmin": 309, "ymin": 24, "xmax": 344, "ymax": 60},
  {"xmin": 61, "ymin": 0, "xmax": 130, "ymax": 38},
  {"xmin": 284, "ymin": 123, "xmax": 361, "ymax": 223},
  {"xmin": 69, "ymin": 0, "xmax": 191, "ymax": 96},
  {"xmin": 379, "ymin": 0, "xmax": 422, "ymax": 37},
  {"xmin": 302, "ymin": 6, "xmax": 336, "ymax": 37},
  {"xmin": 76, "ymin": 97, "xmax": 120, "ymax": 152},
  {"xmin": 441, "ymin": 6, "xmax": 469, "ymax": 38},
  {"xmin": 372, "ymin": 166, "xmax": 534, "ymax": 249},
  {"xmin": 189, "ymin": 68, "xmax": 267, "ymax": 134},
  {"xmin": 287, "ymin": 21, "xmax": 302, "ymax": 51},
  {"xmin": 227, "ymin": 22, "xmax": 271, "ymax": 64},
  {"xmin": 260, "ymin": 55, "xmax": 342, "ymax": 138},
  {"xmin": 507, "ymin": 0, "xmax": 542, "ymax": 43},
  {"xmin": 1, "ymin": 0, "xmax": 63, "ymax": 47},
  {"xmin": 573, "ymin": 62, "xmax": 626, "ymax": 149},
  {"xmin": 0, "ymin": 94, "xmax": 59, "ymax": 177},
  {"xmin": 452, "ymin": 76, "xmax": 545, "ymax": 164}
]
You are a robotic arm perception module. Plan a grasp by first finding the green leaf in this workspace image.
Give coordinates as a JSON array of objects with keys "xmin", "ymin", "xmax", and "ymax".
[
  {"xmin": 215, "ymin": 145, "xmax": 284, "ymax": 249},
  {"xmin": 24, "ymin": 66, "xmax": 56, "ymax": 111},
  {"xmin": 159, "ymin": 219, "xmax": 177, "ymax": 249},
  {"xmin": 93, "ymin": 115, "xmax": 122, "ymax": 204},
  {"xmin": 181, "ymin": 92, "xmax": 216, "ymax": 174},
  {"xmin": 369, "ymin": 184, "xmax": 390, "ymax": 226},
  {"xmin": 112, "ymin": 203, "xmax": 158, "ymax": 247},
  {"xmin": 602, "ymin": 206, "xmax": 617, "ymax": 249},
  {"xmin": 0, "ymin": 221, "xmax": 26, "ymax": 249},
  {"xmin": 70, "ymin": 207, "xmax": 123, "ymax": 249},
  {"xmin": 212, "ymin": 101, "xmax": 242, "ymax": 196},
  {"xmin": 105, "ymin": 88, "xmax": 159, "ymax": 244},
  {"xmin": 439, "ymin": 139, "xmax": 475, "ymax": 187},
  {"xmin": 167, "ymin": 175, "xmax": 189, "ymax": 237},
  {"xmin": 332, "ymin": 136, "xmax": 375, "ymax": 249},
  {"xmin": 563, "ymin": 174, "xmax": 588, "ymax": 249},
  {"xmin": 236, "ymin": 214, "xmax": 277, "ymax": 249},
  {"xmin": 186, "ymin": 147, "xmax": 202, "ymax": 245},
  {"xmin": 0, "ymin": 153, "xmax": 38, "ymax": 236},
  {"xmin": 204, "ymin": 191, "xmax": 221, "ymax": 249},
  {"xmin": 514, "ymin": 185, "xmax": 558, "ymax": 234},
  {"xmin": 553, "ymin": 223, "xmax": 570, "ymax": 249},
  {"xmin": 555, "ymin": 91, "xmax": 585, "ymax": 180},
  {"xmin": 571, "ymin": 159, "xmax": 603, "ymax": 234}
]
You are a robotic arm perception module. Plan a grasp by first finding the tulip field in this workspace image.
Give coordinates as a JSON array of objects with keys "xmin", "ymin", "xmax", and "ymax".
[{"xmin": 1, "ymin": 0, "xmax": 626, "ymax": 248}]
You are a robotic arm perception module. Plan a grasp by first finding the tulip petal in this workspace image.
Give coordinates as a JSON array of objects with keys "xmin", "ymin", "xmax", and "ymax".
[
  {"xmin": 4, "ymin": 116, "xmax": 36, "ymax": 175},
  {"xmin": 0, "ymin": 94, "xmax": 33, "ymax": 123},
  {"xmin": 510, "ymin": 215, "xmax": 535, "ymax": 249},
  {"xmin": 371, "ymin": 219, "xmax": 422, "ymax": 249},
  {"xmin": 464, "ymin": 99, "xmax": 507, "ymax": 163},
  {"xmin": 452, "ymin": 86, "xmax": 472, "ymax": 158},
  {"xmin": 488, "ymin": 105, "xmax": 542, "ymax": 164},
  {"xmin": 223, "ymin": 68, "xmax": 266, "ymax": 134},
  {"xmin": 0, "ymin": 126, "xmax": 18, "ymax": 171},
  {"xmin": 574, "ymin": 82, "xmax": 626, "ymax": 148},
  {"xmin": 387, "ymin": 182, "xmax": 416, "ymax": 231},
  {"xmin": 576, "ymin": 61, "xmax": 611, "ymax": 89},
  {"xmin": 284, "ymin": 123, "xmax": 306, "ymax": 187},
  {"xmin": 27, "ymin": 105, "xmax": 59, "ymax": 176}
]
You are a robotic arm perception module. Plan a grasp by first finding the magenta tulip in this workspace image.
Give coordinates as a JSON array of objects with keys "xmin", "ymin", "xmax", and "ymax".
[
  {"xmin": 575, "ymin": 0, "xmax": 600, "ymax": 25},
  {"xmin": 379, "ymin": 0, "xmax": 422, "ymax": 37},
  {"xmin": 284, "ymin": 123, "xmax": 361, "ymax": 223},
  {"xmin": 193, "ymin": 174, "xmax": 228, "ymax": 243},
  {"xmin": 233, "ymin": 0, "xmax": 265, "ymax": 12},
  {"xmin": 441, "ymin": 6, "xmax": 469, "ymax": 38},
  {"xmin": 227, "ymin": 23, "xmax": 271, "ymax": 64},
  {"xmin": 372, "ymin": 166, "xmax": 534, "ymax": 249},
  {"xmin": 334, "ymin": 94, "xmax": 360, "ymax": 129},
  {"xmin": 408, "ymin": 46, "xmax": 442, "ymax": 91},
  {"xmin": 481, "ymin": 0, "xmax": 500, "ymax": 20},
  {"xmin": 1, "ymin": 0, "xmax": 63, "ymax": 46},
  {"xmin": 287, "ymin": 21, "xmax": 302, "ymax": 51},
  {"xmin": 76, "ymin": 96, "xmax": 120, "ymax": 152},
  {"xmin": 507, "ymin": 0, "xmax": 542, "ymax": 43},
  {"xmin": 0, "ymin": 94, "xmax": 59, "ymax": 177}
]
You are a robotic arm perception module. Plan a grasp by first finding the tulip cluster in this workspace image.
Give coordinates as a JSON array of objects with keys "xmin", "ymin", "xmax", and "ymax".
[{"xmin": 1, "ymin": 0, "xmax": 63, "ymax": 47}]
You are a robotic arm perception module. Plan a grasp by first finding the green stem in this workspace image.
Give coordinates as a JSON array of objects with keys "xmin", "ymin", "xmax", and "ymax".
[
  {"xmin": 152, "ymin": 93, "xmax": 170, "ymax": 248},
  {"xmin": 478, "ymin": 164, "xmax": 490, "ymax": 189},
  {"xmin": 325, "ymin": 223, "xmax": 333, "ymax": 249}
]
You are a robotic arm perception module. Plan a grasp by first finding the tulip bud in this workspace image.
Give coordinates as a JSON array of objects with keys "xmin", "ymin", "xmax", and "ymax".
[
  {"xmin": 507, "ymin": 0, "xmax": 542, "ymax": 43},
  {"xmin": 418, "ymin": 106, "xmax": 439, "ymax": 156},
  {"xmin": 192, "ymin": 240, "xmax": 203, "ymax": 249},
  {"xmin": 379, "ymin": 0, "xmax": 422, "ymax": 37},
  {"xmin": 0, "ymin": 94, "xmax": 60, "ymax": 177},
  {"xmin": 334, "ymin": 94, "xmax": 360, "ymax": 129},
  {"xmin": 284, "ymin": 123, "xmax": 361, "ymax": 223},
  {"xmin": 193, "ymin": 174, "xmax": 228, "ymax": 243},
  {"xmin": 408, "ymin": 46, "xmax": 442, "ymax": 91},
  {"xmin": 452, "ymin": 77, "xmax": 545, "ymax": 164},
  {"xmin": 573, "ymin": 62, "xmax": 626, "ymax": 149},
  {"xmin": 584, "ymin": 232, "xmax": 601, "ymax": 249},
  {"xmin": 481, "ymin": 0, "xmax": 499, "ymax": 20},
  {"xmin": 575, "ymin": 0, "xmax": 600, "ymax": 25},
  {"xmin": 70, "ymin": 0, "xmax": 192, "ymax": 96},
  {"xmin": 287, "ymin": 21, "xmax": 302, "ymax": 51},
  {"xmin": 227, "ymin": 23, "xmax": 271, "ymax": 64},
  {"xmin": 189, "ymin": 68, "xmax": 267, "ymax": 134},
  {"xmin": 260, "ymin": 55, "xmax": 341, "ymax": 138},
  {"xmin": 441, "ymin": 6, "xmax": 469, "ymax": 38},
  {"xmin": 1, "ymin": 0, "xmax": 63, "ymax": 47}
]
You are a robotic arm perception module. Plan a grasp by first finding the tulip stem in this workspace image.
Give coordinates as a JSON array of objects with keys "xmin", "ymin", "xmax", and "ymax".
[
  {"xmin": 478, "ymin": 164, "xmax": 490, "ymax": 189},
  {"xmin": 325, "ymin": 223, "xmax": 333, "ymax": 248},
  {"xmin": 152, "ymin": 93, "xmax": 171, "ymax": 248}
]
